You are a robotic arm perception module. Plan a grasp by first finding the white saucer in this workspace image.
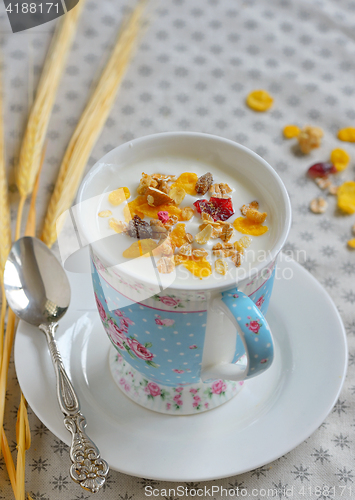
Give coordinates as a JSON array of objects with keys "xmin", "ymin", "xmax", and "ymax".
[{"xmin": 14, "ymin": 258, "xmax": 347, "ymax": 481}]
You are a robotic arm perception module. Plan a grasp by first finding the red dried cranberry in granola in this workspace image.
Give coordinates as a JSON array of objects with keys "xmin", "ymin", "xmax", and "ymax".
[
  {"xmin": 193, "ymin": 197, "xmax": 234, "ymax": 221},
  {"xmin": 307, "ymin": 162, "xmax": 337, "ymax": 178}
]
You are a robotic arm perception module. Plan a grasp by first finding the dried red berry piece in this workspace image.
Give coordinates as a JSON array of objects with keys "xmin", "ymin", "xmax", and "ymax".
[
  {"xmin": 307, "ymin": 162, "xmax": 337, "ymax": 178},
  {"xmin": 193, "ymin": 197, "xmax": 235, "ymax": 221},
  {"xmin": 127, "ymin": 215, "xmax": 153, "ymax": 239},
  {"xmin": 195, "ymin": 172, "xmax": 213, "ymax": 195}
]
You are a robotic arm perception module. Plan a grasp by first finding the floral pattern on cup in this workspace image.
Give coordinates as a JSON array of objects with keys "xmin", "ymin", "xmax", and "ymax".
[
  {"xmin": 154, "ymin": 315, "xmax": 175, "ymax": 327},
  {"xmin": 111, "ymin": 354, "xmax": 242, "ymax": 414},
  {"xmin": 255, "ymin": 294, "xmax": 265, "ymax": 309},
  {"xmin": 152, "ymin": 294, "xmax": 185, "ymax": 309},
  {"xmin": 95, "ymin": 293, "xmax": 159, "ymax": 368},
  {"xmin": 245, "ymin": 317, "xmax": 262, "ymax": 334}
]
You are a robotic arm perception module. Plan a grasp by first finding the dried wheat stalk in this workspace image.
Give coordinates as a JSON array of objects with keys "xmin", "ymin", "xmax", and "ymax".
[
  {"xmin": 15, "ymin": 0, "xmax": 85, "ymax": 200},
  {"xmin": 0, "ymin": 68, "xmax": 12, "ymax": 362},
  {"xmin": 41, "ymin": 0, "xmax": 146, "ymax": 247},
  {"xmin": 1, "ymin": 427, "xmax": 16, "ymax": 493}
]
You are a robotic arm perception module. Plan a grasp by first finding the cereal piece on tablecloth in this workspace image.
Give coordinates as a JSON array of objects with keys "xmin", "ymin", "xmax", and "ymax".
[
  {"xmin": 330, "ymin": 148, "xmax": 350, "ymax": 172},
  {"xmin": 337, "ymin": 181, "xmax": 355, "ymax": 214},
  {"xmin": 246, "ymin": 90, "xmax": 273, "ymax": 112},
  {"xmin": 283, "ymin": 125, "xmax": 300, "ymax": 139},
  {"xmin": 310, "ymin": 197, "xmax": 328, "ymax": 214},
  {"xmin": 297, "ymin": 125, "xmax": 323, "ymax": 154},
  {"xmin": 337, "ymin": 127, "xmax": 355, "ymax": 143}
]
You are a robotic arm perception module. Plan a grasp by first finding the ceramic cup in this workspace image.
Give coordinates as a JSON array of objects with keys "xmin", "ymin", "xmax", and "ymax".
[{"xmin": 76, "ymin": 132, "xmax": 291, "ymax": 415}]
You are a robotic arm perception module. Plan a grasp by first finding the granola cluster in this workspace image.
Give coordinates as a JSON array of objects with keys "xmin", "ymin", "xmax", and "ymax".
[{"xmin": 99, "ymin": 171, "xmax": 269, "ymax": 279}]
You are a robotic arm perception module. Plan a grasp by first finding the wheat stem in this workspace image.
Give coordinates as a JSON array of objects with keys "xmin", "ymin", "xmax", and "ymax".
[
  {"xmin": 15, "ymin": 1, "xmax": 85, "ymax": 199},
  {"xmin": 0, "ymin": 281, "xmax": 6, "ymax": 364},
  {"xmin": 0, "ymin": 309, "xmax": 16, "ymax": 441},
  {"xmin": 41, "ymin": 0, "xmax": 146, "ymax": 247},
  {"xmin": 1, "ymin": 426, "xmax": 17, "ymax": 496},
  {"xmin": 0, "ymin": 61, "xmax": 12, "ymax": 276},
  {"xmin": 16, "ymin": 394, "xmax": 26, "ymax": 500}
]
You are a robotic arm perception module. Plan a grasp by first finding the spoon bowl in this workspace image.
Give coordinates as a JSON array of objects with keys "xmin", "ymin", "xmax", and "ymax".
[{"xmin": 4, "ymin": 236, "xmax": 70, "ymax": 326}]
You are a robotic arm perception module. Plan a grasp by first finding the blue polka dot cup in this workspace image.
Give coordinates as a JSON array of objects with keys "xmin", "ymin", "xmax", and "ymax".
[{"xmin": 77, "ymin": 133, "xmax": 291, "ymax": 415}]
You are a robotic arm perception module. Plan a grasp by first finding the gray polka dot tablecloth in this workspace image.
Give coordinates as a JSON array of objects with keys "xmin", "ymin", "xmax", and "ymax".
[{"xmin": 1, "ymin": 0, "xmax": 355, "ymax": 498}]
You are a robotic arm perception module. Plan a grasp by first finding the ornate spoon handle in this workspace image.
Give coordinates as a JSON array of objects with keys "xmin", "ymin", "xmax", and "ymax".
[{"xmin": 39, "ymin": 322, "xmax": 109, "ymax": 493}]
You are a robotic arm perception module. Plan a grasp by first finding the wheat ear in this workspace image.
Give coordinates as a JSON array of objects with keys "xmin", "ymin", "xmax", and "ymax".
[
  {"xmin": 41, "ymin": 0, "xmax": 146, "ymax": 247},
  {"xmin": 15, "ymin": 0, "xmax": 85, "ymax": 200}
]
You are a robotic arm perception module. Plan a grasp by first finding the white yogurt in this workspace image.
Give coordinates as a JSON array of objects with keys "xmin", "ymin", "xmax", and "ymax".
[{"xmin": 88, "ymin": 155, "xmax": 275, "ymax": 288}]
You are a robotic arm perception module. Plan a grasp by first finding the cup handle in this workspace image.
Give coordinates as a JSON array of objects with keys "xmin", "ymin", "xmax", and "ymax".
[{"xmin": 201, "ymin": 288, "xmax": 274, "ymax": 382}]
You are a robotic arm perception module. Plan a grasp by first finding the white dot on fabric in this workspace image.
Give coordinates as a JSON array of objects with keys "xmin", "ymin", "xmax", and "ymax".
[
  {"xmin": 168, "ymin": 359, "xmax": 172, "ymax": 362},
  {"xmin": 143, "ymin": 318, "xmax": 147, "ymax": 322}
]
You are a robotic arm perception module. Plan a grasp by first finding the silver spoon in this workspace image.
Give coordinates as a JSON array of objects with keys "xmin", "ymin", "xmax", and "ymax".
[{"xmin": 4, "ymin": 236, "xmax": 109, "ymax": 493}]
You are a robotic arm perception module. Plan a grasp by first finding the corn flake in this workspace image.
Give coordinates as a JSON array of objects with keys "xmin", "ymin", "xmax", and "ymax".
[
  {"xmin": 233, "ymin": 217, "xmax": 269, "ymax": 236},
  {"xmin": 337, "ymin": 181, "xmax": 355, "ymax": 214},
  {"xmin": 126, "ymin": 195, "xmax": 182, "ymax": 220},
  {"xmin": 330, "ymin": 148, "xmax": 350, "ymax": 172},
  {"xmin": 108, "ymin": 187, "xmax": 130, "ymax": 206},
  {"xmin": 338, "ymin": 127, "xmax": 355, "ymax": 143},
  {"xmin": 170, "ymin": 172, "xmax": 198, "ymax": 195},
  {"xmin": 283, "ymin": 125, "xmax": 300, "ymax": 139},
  {"xmin": 169, "ymin": 223, "xmax": 187, "ymax": 248},
  {"xmin": 122, "ymin": 239, "xmax": 159, "ymax": 259},
  {"xmin": 246, "ymin": 89, "xmax": 274, "ymax": 112},
  {"xmin": 183, "ymin": 258, "xmax": 212, "ymax": 279},
  {"xmin": 347, "ymin": 238, "xmax": 355, "ymax": 249}
]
